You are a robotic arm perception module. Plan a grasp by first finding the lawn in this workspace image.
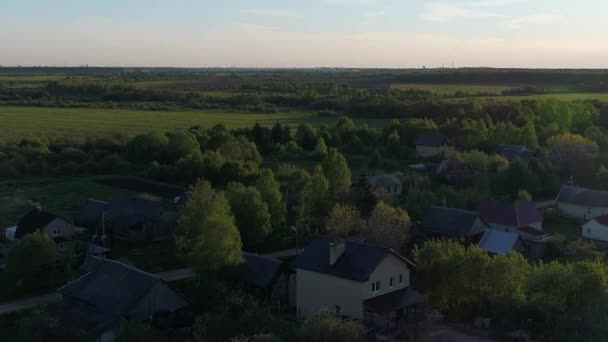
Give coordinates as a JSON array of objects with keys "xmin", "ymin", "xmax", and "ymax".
[
  {"xmin": 0, "ymin": 106, "xmax": 391, "ymax": 142},
  {"xmin": 391, "ymin": 83, "xmax": 516, "ymax": 95},
  {"xmin": 0, "ymin": 177, "xmax": 136, "ymax": 229}
]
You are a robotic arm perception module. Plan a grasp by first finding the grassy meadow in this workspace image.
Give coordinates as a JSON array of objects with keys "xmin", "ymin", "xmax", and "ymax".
[{"xmin": 0, "ymin": 106, "xmax": 391, "ymax": 142}]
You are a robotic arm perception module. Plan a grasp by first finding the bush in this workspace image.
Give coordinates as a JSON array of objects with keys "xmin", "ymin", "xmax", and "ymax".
[{"xmin": 299, "ymin": 310, "xmax": 366, "ymax": 342}]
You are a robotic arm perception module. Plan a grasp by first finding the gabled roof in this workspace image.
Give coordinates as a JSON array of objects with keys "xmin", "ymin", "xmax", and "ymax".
[
  {"xmin": 74, "ymin": 199, "xmax": 108, "ymax": 227},
  {"xmin": 475, "ymin": 200, "xmax": 542, "ymax": 228},
  {"xmin": 230, "ymin": 252, "xmax": 284, "ymax": 288},
  {"xmin": 477, "ymin": 230, "xmax": 521, "ymax": 255},
  {"xmin": 15, "ymin": 209, "xmax": 63, "ymax": 239},
  {"xmin": 556, "ymin": 185, "xmax": 608, "ymax": 208},
  {"xmin": 105, "ymin": 197, "xmax": 162, "ymax": 226},
  {"xmin": 294, "ymin": 236, "xmax": 413, "ymax": 282},
  {"xmin": 415, "ymin": 132, "xmax": 452, "ymax": 147},
  {"xmin": 58, "ymin": 256, "xmax": 187, "ymax": 320},
  {"xmin": 421, "ymin": 206, "xmax": 488, "ymax": 237}
]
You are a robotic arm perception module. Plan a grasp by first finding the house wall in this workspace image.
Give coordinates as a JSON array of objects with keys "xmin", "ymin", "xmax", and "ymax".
[
  {"xmin": 296, "ymin": 254, "xmax": 411, "ymax": 320},
  {"xmin": 582, "ymin": 220, "xmax": 608, "ymax": 242},
  {"xmin": 296, "ymin": 268, "xmax": 364, "ymax": 319},
  {"xmin": 416, "ymin": 145, "xmax": 455, "ymax": 159},
  {"xmin": 557, "ymin": 202, "xmax": 608, "ymax": 222},
  {"xmin": 43, "ymin": 218, "xmax": 74, "ymax": 238}
]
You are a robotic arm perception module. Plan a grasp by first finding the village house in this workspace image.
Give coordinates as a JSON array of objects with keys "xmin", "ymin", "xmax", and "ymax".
[
  {"xmin": 58, "ymin": 255, "xmax": 188, "ymax": 341},
  {"xmin": 225, "ymin": 252, "xmax": 292, "ymax": 311},
  {"xmin": 7, "ymin": 208, "xmax": 76, "ymax": 252},
  {"xmin": 474, "ymin": 200, "xmax": 543, "ymax": 233},
  {"xmin": 293, "ymin": 236, "xmax": 421, "ymax": 336},
  {"xmin": 369, "ymin": 174, "xmax": 403, "ymax": 197},
  {"xmin": 555, "ymin": 185, "xmax": 608, "ymax": 222},
  {"xmin": 582, "ymin": 215, "xmax": 608, "ymax": 242},
  {"xmin": 436, "ymin": 159, "xmax": 475, "ymax": 186},
  {"xmin": 498, "ymin": 144, "xmax": 535, "ymax": 161},
  {"xmin": 415, "ymin": 132, "xmax": 455, "ymax": 159},
  {"xmin": 421, "ymin": 206, "xmax": 490, "ymax": 241}
]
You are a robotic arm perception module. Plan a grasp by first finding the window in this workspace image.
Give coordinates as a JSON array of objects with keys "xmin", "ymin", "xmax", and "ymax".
[
  {"xmin": 58, "ymin": 242, "xmax": 64, "ymax": 250},
  {"xmin": 371, "ymin": 281, "xmax": 381, "ymax": 293},
  {"xmin": 588, "ymin": 228, "xmax": 592, "ymax": 234},
  {"xmin": 399, "ymin": 274, "xmax": 403, "ymax": 284},
  {"xmin": 390, "ymin": 277, "xmax": 394, "ymax": 287},
  {"xmin": 51, "ymin": 228, "xmax": 60, "ymax": 236}
]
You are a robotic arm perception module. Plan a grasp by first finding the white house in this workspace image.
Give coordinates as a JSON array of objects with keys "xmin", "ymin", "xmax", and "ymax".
[
  {"xmin": 555, "ymin": 185, "xmax": 608, "ymax": 222},
  {"xmin": 582, "ymin": 215, "xmax": 608, "ymax": 242}
]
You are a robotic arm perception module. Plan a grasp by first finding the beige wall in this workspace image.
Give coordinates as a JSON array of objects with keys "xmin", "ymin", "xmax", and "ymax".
[
  {"xmin": 558, "ymin": 202, "xmax": 608, "ymax": 222},
  {"xmin": 582, "ymin": 220, "xmax": 608, "ymax": 242},
  {"xmin": 416, "ymin": 144, "xmax": 455, "ymax": 158},
  {"xmin": 43, "ymin": 218, "xmax": 74, "ymax": 238},
  {"xmin": 296, "ymin": 254, "xmax": 411, "ymax": 320}
]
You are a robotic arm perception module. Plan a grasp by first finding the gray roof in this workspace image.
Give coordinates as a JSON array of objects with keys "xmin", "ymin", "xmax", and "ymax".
[
  {"xmin": 232, "ymin": 252, "xmax": 284, "ymax": 288},
  {"xmin": 294, "ymin": 236, "xmax": 413, "ymax": 282},
  {"xmin": 415, "ymin": 132, "xmax": 452, "ymax": 147},
  {"xmin": 74, "ymin": 199, "xmax": 108, "ymax": 227},
  {"xmin": 475, "ymin": 200, "xmax": 542, "ymax": 228},
  {"xmin": 422, "ymin": 206, "xmax": 488, "ymax": 237},
  {"xmin": 556, "ymin": 185, "xmax": 608, "ymax": 208},
  {"xmin": 477, "ymin": 230, "xmax": 521, "ymax": 255},
  {"xmin": 58, "ymin": 256, "xmax": 187, "ymax": 321},
  {"xmin": 105, "ymin": 197, "xmax": 162, "ymax": 226},
  {"xmin": 499, "ymin": 145, "xmax": 535, "ymax": 161}
]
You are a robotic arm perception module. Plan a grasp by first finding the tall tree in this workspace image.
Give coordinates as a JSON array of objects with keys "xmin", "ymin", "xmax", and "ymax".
[
  {"xmin": 256, "ymin": 168, "xmax": 287, "ymax": 231},
  {"xmin": 176, "ymin": 180, "xmax": 242, "ymax": 273},
  {"xmin": 225, "ymin": 182, "xmax": 272, "ymax": 248},
  {"xmin": 344, "ymin": 172, "xmax": 377, "ymax": 218},
  {"xmin": 321, "ymin": 148, "xmax": 351, "ymax": 200},
  {"xmin": 7, "ymin": 231, "xmax": 57, "ymax": 291},
  {"xmin": 298, "ymin": 166, "xmax": 331, "ymax": 226},
  {"xmin": 325, "ymin": 203, "xmax": 365, "ymax": 237},
  {"xmin": 366, "ymin": 201, "xmax": 410, "ymax": 251}
]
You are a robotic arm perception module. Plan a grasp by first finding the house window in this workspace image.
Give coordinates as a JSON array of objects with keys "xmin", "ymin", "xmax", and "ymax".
[
  {"xmin": 588, "ymin": 228, "xmax": 592, "ymax": 234},
  {"xmin": 372, "ymin": 281, "xmax": 381, "ymax": 294},
  {"xmin": 51, "ymin": 228, "xmax": 60, "ymax": 236},
  {"xmin": 399, "ymin": 274, "xmax": 403, "ymax": 284},
  {"xmin": 390, "ymin": 277, "xmax": 394, "ymax": 287}
]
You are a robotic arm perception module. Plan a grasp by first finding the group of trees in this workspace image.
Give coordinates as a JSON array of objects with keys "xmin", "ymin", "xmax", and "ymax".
[{"xmin": 416, "ymin": 240, "xmax": 608, "ymax": 340}]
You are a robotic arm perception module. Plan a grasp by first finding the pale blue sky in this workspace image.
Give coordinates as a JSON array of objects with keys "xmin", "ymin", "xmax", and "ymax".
[{"xmin": 2, "ymin": 0, "xmax": 607, "ymax": 67}]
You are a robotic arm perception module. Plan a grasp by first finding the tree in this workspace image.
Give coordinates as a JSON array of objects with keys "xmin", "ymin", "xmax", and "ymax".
[
  {"xmin": 325, "ymin": 203, "xmax": 365, "ymax": 237},
  {"xmin": 299, "ymin": 310, "xmax": 366, "ymax": 342},
  {"xmin": 321, "ymin": 148, "xmax": 351, "ymax": 200},
  {"xmin": 226, "ymin": 183, "xmax": 272, "ymax": 248},
  {"xmin": 547, "ymin": 133, "xmax": 599, "ymax": 180},
  {"xmin": 218, "ymin": 136, "xmax": 262, "ymax": 165},
  {"xmin": 295, "ymin": 124, "xmax": 317, "ymax": 150},
  {"xmin": 7, "ymin": 231, "xmax": 57, "ymax": 291},
  {"xmin": 516, "ymin": 189, "xmax": 532, "ymax": 203},
  {"xmin": 256, "ymin": 169, "xmax": 287, "ymax": 231},
  {"xmin": 116, "ymin": 319, "xmax": 160, "ymax": 342},
  {"xmin": 298, "ymin": 166, "xmax": 331, "ymax": 225},
  {"xmin": 176, "ymin": 180, "xmax": 242, "ymax": 273},
  {"xmin": 126, "ymin": 132, "xmax": 168, "ymax": 163},
  {"xmin": 344, "ymin": 172, "xmax": 378, "ymax": 218},
  {"xmin": 366, "ymin": 202, "xmax": 410, "ymax": 251},
  {"xmin": 314, "ymin": 137, "xmax": 328, "ymax": 156}
]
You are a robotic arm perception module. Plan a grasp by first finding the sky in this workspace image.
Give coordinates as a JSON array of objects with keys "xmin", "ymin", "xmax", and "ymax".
[{"xmin": 2, "ymin": 0, "xmax": 607, "ymax": 68}]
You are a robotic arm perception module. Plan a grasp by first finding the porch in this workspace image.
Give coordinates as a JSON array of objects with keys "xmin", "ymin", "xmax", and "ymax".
[{"xmin": 364, "ymin": 287, "xmax": 425, "ymax": 341}]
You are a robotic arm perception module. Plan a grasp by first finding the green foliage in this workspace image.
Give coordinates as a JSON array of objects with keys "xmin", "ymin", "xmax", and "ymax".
[
  {"xmin": 256, "ymin": 168, "xmax": 287, "ymax": 231},
  {"xmin": 321, "ymin": 148, "xmax": 351, "ymax": 200},
  {"xmin": 344, "ymin": 172, "xmax": 378, "ymax": 218},
  {"xmin": 6, "ymin": 232, "xmax": 58, "ymax": 292},
  {"xmin": 325, "ymin": 203, "xmax": 365, "ymax": 237},
  {"xmin": 176, "ymin": 180, "xmax": 242, "ymax": 273},
  {"xmin": 516, "ymin": 189, "xmax": 532, "ymax": 203},
  {"xmin": 298, "ymin": 166, "xmax": 331, "ymax": 225},
  {"xmin": 366, "ymin": 201, "xmax": 410, "ymax": 251},
  {"xmin": 314, "ymin": 137, "xmax": 328, "ymax": 156},
  {"xmin": 225, "ymin": 182, "xmax": 272, "ymax": 248},
  {"xmin": 299, "ymin": 310, "xmax": 366, "ymax": 342}
]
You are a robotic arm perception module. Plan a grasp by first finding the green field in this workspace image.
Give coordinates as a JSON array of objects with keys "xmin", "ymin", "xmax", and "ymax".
[
  {"xmin": 391, "ymin": 83, "xmax": 515, "ymax": 95},
  {"xmin": 477, "ymin": 93, "xmax": 608, "ymax": 102},
  {"xmin": 0, "ymin": 177, "xmax": 135, "ymax": 229},
  {"xmin": 0, "ymin": 106, "xmax": 391, "ymax": 142}
]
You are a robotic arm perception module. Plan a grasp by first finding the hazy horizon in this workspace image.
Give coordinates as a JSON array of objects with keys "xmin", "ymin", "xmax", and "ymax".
[{"xmin": 3, "ymin": 0, "xmax": 607, "ymax": 68}]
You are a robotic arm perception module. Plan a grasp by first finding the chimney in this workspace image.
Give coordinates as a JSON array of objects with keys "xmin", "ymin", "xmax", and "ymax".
[{"xmin": 329, "ymin": 238, "xmax": 346, "ymax": 266}]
